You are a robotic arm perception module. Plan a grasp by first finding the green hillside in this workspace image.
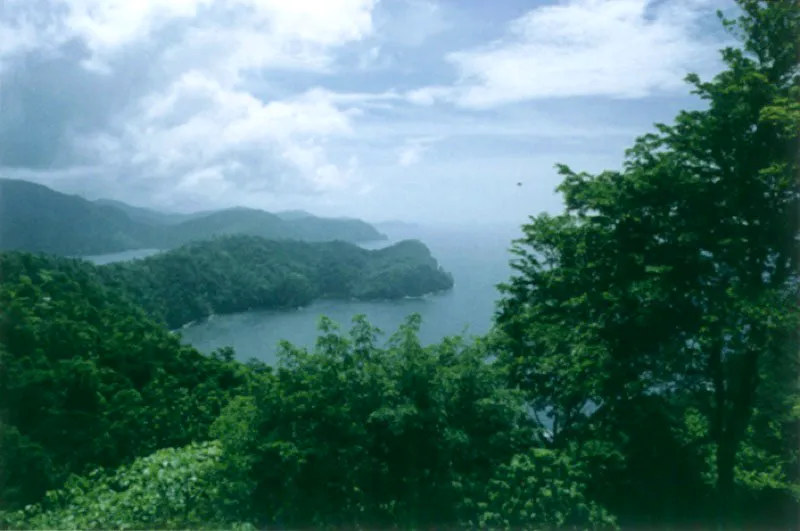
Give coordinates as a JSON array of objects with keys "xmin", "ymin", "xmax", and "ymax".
[
  {"xmin": 274, "ymin": 209, "xmax": 314, "ymax": 220},
  {"xmin": 101, "ymin": 234, "xmax": 454, "ymax": 328},
  {"xmin": 0, "ymin": 179, "xmax": 158, "ymax": 255},
  {"xmin": 0, "ymin": 251, "xmax": 248, "ymax": 510},
  {"xmin": 93, "ymin": 198, "xmax": 203, "ymax": 225},
  {"xmin": 0, "ymin": 180, "xmax": 387, "ymax": 255}
]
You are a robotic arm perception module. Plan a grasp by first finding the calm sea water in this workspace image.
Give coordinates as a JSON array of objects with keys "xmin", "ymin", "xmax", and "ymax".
[
  {"xmin": 84, "ymin": 224, "xmax": 524, "ymax": 364},
  {"xmin": 82, "ymin": 248, "xmax": 162, "ymax": 264}
]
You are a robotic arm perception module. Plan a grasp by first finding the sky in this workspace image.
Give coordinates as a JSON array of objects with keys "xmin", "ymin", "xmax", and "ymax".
[{"xmin": 0, "ymin": 0, "xmax": 738, "ymax": 226}]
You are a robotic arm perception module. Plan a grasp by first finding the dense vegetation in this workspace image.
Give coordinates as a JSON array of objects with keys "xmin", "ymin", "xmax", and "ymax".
[
  {"xmin": 0, "ymin": 2, "xmax": 797, "ymax": 530},
  {"xmin": 0, "ymin": 251, "xmax": 250, "ymax": 511},
  {"xmin": 101, "ymin": 235, "xmax": 455, "ymax": 328},
  {"xmin": 494, "ymin": 3, "xmax": 799, "ymax": 528},
  {"xmin": 0, "ymin": 180, "xmax": 386, "ymax": 256}
]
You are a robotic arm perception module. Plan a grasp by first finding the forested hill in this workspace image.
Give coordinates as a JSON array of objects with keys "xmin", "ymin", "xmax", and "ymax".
[
  {"xmin": 159, "ymin": 208, "xmax": 385, "ymax": 249},
  {"xmin": 0, "ymin": 179, "xmax": 159, "ymax": 256},
  {"xmin": 93, "ymin": 198, "xmax": 211, "ymax": 225},
  {"xmin": 0, "ymin": 249, "xmax": 251, "ymax": 514},
  {"xmin": 0, "ymin": 179, "xmax": 387, "ymax": 256},
  {"xmin": 95, "ymin": 235, "xmax": 454, "ymax": 328}
]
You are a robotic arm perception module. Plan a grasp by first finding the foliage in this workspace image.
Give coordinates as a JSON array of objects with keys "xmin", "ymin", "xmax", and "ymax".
[
  {"xmin": 2, "ymin": 442, "xmax": 253, "ymax": 530},
  {"xmin": 495, "ymin": 1, "xmax": 799, "ymax": 529},
  {"xmin": 471, "ymin": 448, "xmax": 617, "ymax": 531},
  {"xmin": 207, "ymin": 315, "xmax": 611, "ymax": 530},
  {"xmin": 0, "ymin": 252, "xmax": 249, "ymax": 511}
]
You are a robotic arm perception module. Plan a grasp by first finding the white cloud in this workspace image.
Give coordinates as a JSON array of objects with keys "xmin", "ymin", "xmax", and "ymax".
[
  {"xmin": 0, "ymin": 0, "xmax": 737, "ymax": 221},
  {"xmin": 397, "ymin": 144, "xmax": 424, "ymax": 167},
  {"xmin": 0, "ymin": 0, "xmax": 380, "ymax": 203},
  {"xmin": 82, "ymin": 72, "xmax": 364, "ymax": 197},
  {"xmin": 356, "ymin": 45, "xmax": 396, "ymax": 71},
  {"xmin": 396, "ymin": 136, "xmax": 441, "ymax": 167},
  {"xmin": 1, "ymin": 0, "xmax": 376, "ymax": 72},
  {"xmin": 406, "ymin": 86, "xmax": 451, "ymax": 106},
  {"xmin": 409, "ymin": 0, "xmax": 728, "ymax": 108},
  {"xmin": 0, "ymin": 16, "xmax": 39, "ymax": 64}
]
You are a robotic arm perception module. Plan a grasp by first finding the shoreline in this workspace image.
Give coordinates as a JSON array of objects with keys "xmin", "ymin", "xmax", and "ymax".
[{"xmin": 170, "ymin": 285, "xmax": 454, "ymax": 333}]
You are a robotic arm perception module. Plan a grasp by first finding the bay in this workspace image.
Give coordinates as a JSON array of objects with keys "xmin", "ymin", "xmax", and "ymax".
[
  {"xmin": 82, "ymin": 248, "xmax": 163, "ymax": 265},
  {"xmin": 180, "ymin": 224, "xmax": 522, "ymax": 363}
]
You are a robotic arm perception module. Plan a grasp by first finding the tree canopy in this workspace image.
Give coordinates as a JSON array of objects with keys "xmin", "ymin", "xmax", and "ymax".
[{"xmin": 496, "ymin": 1, "xmax": 799, "ymax": 528}]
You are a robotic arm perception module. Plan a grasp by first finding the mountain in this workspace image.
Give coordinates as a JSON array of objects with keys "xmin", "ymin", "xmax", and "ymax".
[
  {"xmin": 93, "ymin": 199, "xmax": 203, "ymax": 225},
  {"xmin": 284, "ymin": 215, "xmax": 387, "ymax": 243},
  {"xmin": 159, "ymin": 208, "xmax": 386, "ymax": 248},
  {"xmin": 159, "ymin": 208, "xmax": 287, "ymax": 247},
  {"xmin": 0, "ymin": 179, "xmax": 158, "ymax": 255},
  {"xmin": 0, "ymin": 179, "xmax": 387, "ymax": 255},
  {"xmin": 275, "ymin": 209, "xmax": 314, "ymax": 220}
]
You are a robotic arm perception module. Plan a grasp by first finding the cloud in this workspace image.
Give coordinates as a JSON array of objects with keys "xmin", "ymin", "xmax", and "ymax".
[
  {"xmin": 0, "ymin": 0, "xmax": 736, "ymax": 222},
  {"xmin": 374, "ymin": 0, "xmax": 448, "ymax": 47},
  {"xmin": 1, "ymin": 0, "xmax": 376, "ymax": 71},
  {"xmin": 0, "ymin": 0, "xmax": 378, "ymax": 206},
  {"xmin": 396, "ymin": 136, "xmax": 441, "ymax": 167},
  {"xmin": 408, "ymin": 0, "xmax": 729, "ymax": 108},
  {"xmin": 78, "ymin": 73, "xmax": 366, "ymax": 197}
]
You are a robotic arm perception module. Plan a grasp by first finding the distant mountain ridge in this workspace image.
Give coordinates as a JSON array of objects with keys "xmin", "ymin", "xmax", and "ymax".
[
  {"xmin": 0, "ymin": 179, "xmax": 387, "ymax": 256},
  {"xmin": 274, "ymin": 209, "xmax": 314, "ymax": 220},
  {"xmin": 93, "ymin": 199, "xmax": 209, "ymax": 225}
]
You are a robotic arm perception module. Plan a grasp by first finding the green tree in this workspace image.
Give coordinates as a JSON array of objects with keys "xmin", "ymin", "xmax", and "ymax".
[
  {"xmin": 496, "ymin": 1, "xmax": 799, "ymax": 528},
  {"xmin": 0, "ymin": 252, "xmax": 247, "ymax": 510},
  {"xmin": 208, "ymin": 314, "xmax": 610, "ymax": 529},
  {"xmin": 472, "ymin": 448, "xmax": 617, "ymax": 531},
  {"xmin": 2, "ymin": 442, "xmax": 253, "ymax": 530}
]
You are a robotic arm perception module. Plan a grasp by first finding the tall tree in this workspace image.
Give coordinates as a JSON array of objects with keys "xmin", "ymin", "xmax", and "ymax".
[{"xmin": 496, "ymin": 1, "xmax": 799, "ymax": 528}]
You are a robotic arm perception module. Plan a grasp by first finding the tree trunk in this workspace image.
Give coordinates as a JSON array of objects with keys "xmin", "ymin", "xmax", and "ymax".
[
  {"xmin": 707, "ymin": 332, "xmax": 733, "ymax": 530},
  {"xmin": 715, "ymin": 433, "xmax": 737, "ymax": 531}
]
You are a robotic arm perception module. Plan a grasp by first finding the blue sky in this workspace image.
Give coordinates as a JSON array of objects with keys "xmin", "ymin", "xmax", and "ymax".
[{"xmin": 0, "ymin": 0, "xmax": 736, "ymax": 226}]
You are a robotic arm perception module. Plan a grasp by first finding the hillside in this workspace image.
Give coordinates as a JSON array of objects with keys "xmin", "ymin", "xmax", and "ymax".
[
  {"xmin": 0, "ymin": 179, "xmax": 386, "ymax": 255},
  {"xmin": 275, "ymin": 209, "xmax": 314, "ymax": 220},
  {"xmin": 159, "ymin": 208, "xmax": 386, "ymax": 248},
  {"xmin": 158, "ymin": 208, "xmax": 288, "ymax": 247},
  {"xmin": 0, "ymin": 250, "xmax": 247, "ymax": 510},
  {"xmin": 93, "ymin": 198, "xmax": 204, "ymax": 225},
  {"xmin": 100, "ymin": 234, "xmax": 454, "ymax": 328},
  {"xmin": 0, "ymin": 179, "xmax": 158, "ymax": 255},
  {"xmin": 283, "ymin": 214, "xmax": 388, "ymax": 243}
]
